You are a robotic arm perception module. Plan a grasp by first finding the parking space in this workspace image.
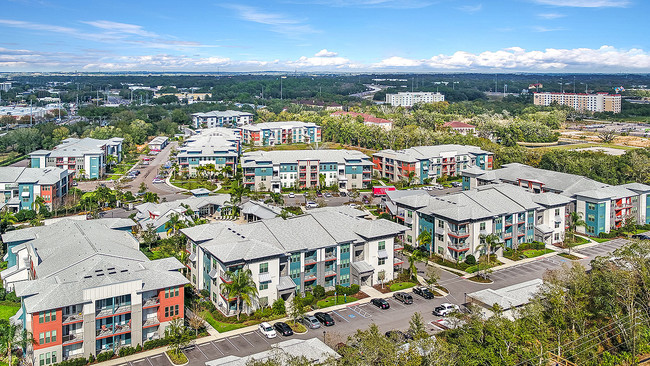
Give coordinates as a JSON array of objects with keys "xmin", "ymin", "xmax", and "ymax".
[{"xmin": 577, "ymin": 238, "xmax": 629, "ymax": 258}]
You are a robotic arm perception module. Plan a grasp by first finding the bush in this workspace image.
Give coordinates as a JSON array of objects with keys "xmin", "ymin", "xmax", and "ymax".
[
  {"xmin": 324, "ymin": 290, "xmax": 336, "ymax": 297},
  {"xmin": 271, "ymin": 298, "xmax": 285, "ymax": 315},
  {"xmin": 135, "ymin": 344, "xmax": 142, "ymax": 353},
  {"xmin": 202, "ymin": 299, "xmax": 216, "ymax": 313},
  {"xmin": 96, "ymin": 351, "xmax": 114, "ymax": 363},
  {"xmin": 52, "ymin": 357, "xmax": 87, "ymax": 366},
  {"xmin": 349, "ymin": 284, "xmax": 360, "ymax": 295},
  {"xmin": 302, "ymin": 293, "xmax": 315, "ymax": 306},
  {"xmin": 200, "ymin": 289, "xmax": 210, "ymax": 298},
  {"xmin": 464, "ymin": 255, "xmax": 477, "ymax": 266},
  {"xmin": 88, "ymin": 354, "xmax": 95, "ymax": 364},
  {"xmin": 143, "ymin": 338, "xmax": 170, "ymax": 350},
  {"xmin": 313, "ymin": 285, "xmax": 325, "ymax": 299},
  {"xmin": 118, "ymin": 346, "xmax": 136, "ymax": 357}
]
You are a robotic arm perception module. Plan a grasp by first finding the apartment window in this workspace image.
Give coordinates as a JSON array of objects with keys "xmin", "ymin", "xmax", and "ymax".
[
  {"xmin": 39, "ymin": 333, "xmax": 44, "ymax": 345},
  {"xmin": 259, "ymin": 262, "xmax": 269, "ymax": 274},
  {"xmin": 554, "ymin": 233, "xmax": 560, "ymax": 241},
  {"xmin": 290, "ymin": 253, "xmax": 301, "ymax": 262},
  {"xmin": 165, "ymin": 307, "xmax": 170, "ymax": 318},
  {"xmin": 175, "ymin": 305, "xmax": 179, "ymax": 316},
  {"xmin": 438, "ymin": 220, "xmax": 444, "ymax": 229},
  {"xmin": 436, "ymin": 234, "xmax": 443, "ymax": 241},
  {"xmin": 495, "ymin": 217, "xmax": 502, "ymax": 224},
  {"xmin": 340, "ymin": 258, "xmax": 350, "ymax": 269},
  {"xmin": 340, "ymin": 274, "xmax": 350, "ymax": 285},
  {"xmin": 587, "ymin": 214, "xmax": 595, "ymax": 222},
  {"xmin": 555, "ymin": 222, "xmax": 560, "ymax": 228},
  {"xmin": 378, "ymin": 241, "xmax": 386, "ymax": 250},
  {"xmin": 407, "ymin": 235, "xmax": 412, "ymax": 243},
  {"xmin": 378, "ymin": 258, "xmax": 386, "ymax": 265},
  {"xmin": 290, "ymin": 268, "xmax": 300, "ymax": 279},
  {"xmin": 588, "ymin": 203, "xmax": 596, "ymax": 210},
  {"xmin": 341, "ymin": 245, "xmax": 350, "ymax": 254},
  {"xmin": 480, "ymin": 222, "xmax": 486, "ymax": 231},
  {"xmin": 554, "ymin": 208, "xmax": 560, "ymax": 216},
  {"xmin": 407, "ymin": 210, "xmax": 413, "ymax": 218},
  {"xmin": 192, "ymin": 275, "xmax": 196, "ymax": 284},
  {"xmin": 587, "ymin": 225, "xmax": 595, "ymax": 234},
  {"xmin": 259, "ymin": 282, "xmax": 269, "ymax": 290}
]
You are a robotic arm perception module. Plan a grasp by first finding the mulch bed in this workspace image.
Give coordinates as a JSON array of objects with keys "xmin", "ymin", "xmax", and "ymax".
[
  {"xmin": 354, "ymin": 291, "xmax": 370, "ymax": 300},
  {"xmin": 372, "ymin": 284, "xmax": 392, "ymax": 294}
]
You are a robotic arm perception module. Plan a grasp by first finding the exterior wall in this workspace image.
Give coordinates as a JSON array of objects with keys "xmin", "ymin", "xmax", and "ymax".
[
  {"xmin": 533, "ymin": 92, "xmax": 621, "ymax": 113},
  {"xmin": 157, "ymin": 286, "xmax": 185, "ymax": 322}
]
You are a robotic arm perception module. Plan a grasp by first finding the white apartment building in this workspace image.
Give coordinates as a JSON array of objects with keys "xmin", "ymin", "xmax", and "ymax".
[
  {"xmin": 183, "ymin": 208, "xmax": 406, "ymax": 316},
  {"xmin": 177, "ymin": 128, "xmax": 241, "ymax": 177},
  {"xmin": 385, "ymin": 92, "xmax": 445, "ymax": 107},
  {"xmin": 192, "ymin": 110, "xmax": 253, "ymax": 128},
  {"xmin": 533, "ymin": 92, "xmax": 621, "ymax": 113}
]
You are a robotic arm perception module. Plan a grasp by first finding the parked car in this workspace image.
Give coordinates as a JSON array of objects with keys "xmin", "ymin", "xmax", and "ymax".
[
  {"xmin": 433, "ymin": 303, "xmax": 460, "ymax": 316},
  {"xmin": 324, "ymin": 192, "xmax": 332, "ymax": 198},
  {"xmin": 302, "ymin": 315, "xmax": 321, "ymax": 329},
  {"xmin": 413, "ymin": 286, "xmax": 435, "ymax": 299},
  {"xmin": 371, "ymin": 298, "xmax": 390, "ymax": 309},
  {"xmin": 385, "ymin": 330, "xmax": 413, "ymax": 342},
  {"xmin": 72, "ymin": 180, "xmax": 78, "ymax": 186},
  {"xmin": 306, "ymin": 201, "xmax": 318, "ymax": 209},
  {"xmin": 273, "ymin": 322, "xmax": 293, "ymax": 336},
  {"xmin": 632, "ymin": 233, "xmax": 650, "ymax": 240},
  {"xmin": 258, "ymin": 322, "xmax": 277, "ymax": 338},
  {"xmin": 451, "ymin": 181, "xmax": 462, "ymax": 187},
  {"xmin": 393, "ymin": 292, "xmax": 413, "ymax": 305},
  {"xmin": 316, "ymin": 191, "xmax": 323, "ymax": 197},
  {"xmin": 340, "ymin": 191, "xmax": 347, "ymax": 197},
  {"xmin": 288, "ymin": 192, "xmax": 295, "ymax": 198},
  {"xmin": 314, "ymin": 312, "xmax": 335, "ymax": 326}
]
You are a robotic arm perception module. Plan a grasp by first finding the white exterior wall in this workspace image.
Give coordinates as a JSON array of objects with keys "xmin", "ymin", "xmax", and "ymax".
[{"xmin": 365, "ymin": 237, "xmax": 395, "ymax": 284}]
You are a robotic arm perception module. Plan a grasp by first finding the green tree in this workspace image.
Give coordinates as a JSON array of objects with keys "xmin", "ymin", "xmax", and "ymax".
[
  {"xmin": 142, "ymin": 192, "xmax": 159, "ymax": 203},
  {"xmin": 417, "ymin": 229, "xmax": 432, "ymax": 255},
  {"xmin": 477, "ymin": 233, "xmax": 501, "ymax": 266},
  {"xmin": 567, "ymin": 211, "xmax": 586, "ymax": 242},
  {"xmin": 139, "ymin": 223, "xmax": 158, "ymax": 250},
  {"xmin": 219, "ymin": 269, "xmax": 259, "ymax": 321},
  {"xmin": 164, "ymin": 213, "xmax": 187, "ymax": 236},
  {"xmin": 408, "ymin": 312, "xmax": 428, "ymax": 340},
  {"xmin": 288, "ymin": 293, "xmax": 306, "ymax": 325},
  {"xmin": 165, "ymin": 318, "xmax": 191, "ymax": 358},
  {"xmin": 0, "ymin": 210, "xmax": 17, "ymax": 234},
  {"xmin": 407, "ymin": 249, "xmax": 426, "ymax": 282}
]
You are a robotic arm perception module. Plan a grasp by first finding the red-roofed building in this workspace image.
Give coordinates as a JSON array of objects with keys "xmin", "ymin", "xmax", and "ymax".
[
  {"xmin": 442, "ymin": 121, "xmax": 476, "ymax": 135},
  {"xmin": 331, "ymin": 111, "xmax": 393, "ymax": 131}
]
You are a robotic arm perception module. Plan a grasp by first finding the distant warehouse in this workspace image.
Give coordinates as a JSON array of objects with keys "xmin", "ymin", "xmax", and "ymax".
[{"xmin": 533, "ymin": 92, "xmax": 621, "ymax": 113}]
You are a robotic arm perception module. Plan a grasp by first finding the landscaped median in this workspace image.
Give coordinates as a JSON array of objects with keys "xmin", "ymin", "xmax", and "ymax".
[
  {"xmin": 389, "ymin": 282, "xmax": 417, "ymax": 292},
  {"xmin": 316, "ymin": 295, "xmax": 359, "ymax": 309}
]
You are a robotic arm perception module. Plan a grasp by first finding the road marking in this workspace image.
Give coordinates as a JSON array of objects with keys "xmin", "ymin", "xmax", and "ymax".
[
  {"xmin": 146, "ymin": 358, "xmax": 154, "ymax": 366},
  {"xmin": 330, "ymin": 310, "xmax": 349, "ymax": 322},
  {"xmin": 241, "ymin": 333, "xmax": 255, "ymax": 347},
  {"xmin": 195, "ymin": 343, "xmax": 208, "ymax": 359},
  {"xmin": 254, "ymin": 331, "xmax": 270, "ymax": 344},
  {"xmin": 211, "ymin": 341, "xmax": 224, "ymax": 355},
  {"xmin": 227, "ymin": 337, "xmax": 240, "ymax": 352},
  {"xmin": 149, "ymin": 355, "xmax": 162, "ymax": 359}
]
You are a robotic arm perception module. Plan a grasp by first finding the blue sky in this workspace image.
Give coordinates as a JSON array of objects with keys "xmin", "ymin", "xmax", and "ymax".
[{"xmin": 1, "ymin": 0, "xmax": 649, "ymax": 72}]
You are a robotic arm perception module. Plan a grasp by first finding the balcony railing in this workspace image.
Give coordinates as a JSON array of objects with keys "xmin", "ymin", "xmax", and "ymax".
[
  {"xmin": 324, "ymin": 253, "xmax": 337, "ymax": 261},
  {"xmin": 304, "ymin": 256, "xmax": 317, "ymax": 265},
  {"xmin": 62, "ymin": 333, "xmax": 83, "ymax": 345},
  {"xmin": 143, "ymin": 317, "xmax": 160, "ymax": 328},
  {"xmin": 304, "ymin": 272, "xmax": 317, "ymax": 281},
  {"xmin": 143, "ymin": 297, "xmax": 160, "ymax": 308},
  {"xmin": 62, "ymin": 313, "xmax": 83, "ymax": 324},
  {"xmin": 325, "ymin": 270, "xmax": 336, "ymax": 277},
  {"xmin": 96, "ymin": 303, "xmax": 131, "ymax": 318}
]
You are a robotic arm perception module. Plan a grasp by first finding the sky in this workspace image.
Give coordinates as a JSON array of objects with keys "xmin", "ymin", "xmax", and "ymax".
[{"xmin": 1, "ymin": 0, "xmax": 649, "ymax": 72}]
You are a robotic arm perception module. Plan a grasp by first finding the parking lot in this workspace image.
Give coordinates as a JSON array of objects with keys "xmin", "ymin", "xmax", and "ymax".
[
  {"xmin": 576, "ymin": 238, "xmax": 630, "ymax": 260},
  {"xmin": 115, "ymin": 352, "xmax": 173, "ymax": 366}
]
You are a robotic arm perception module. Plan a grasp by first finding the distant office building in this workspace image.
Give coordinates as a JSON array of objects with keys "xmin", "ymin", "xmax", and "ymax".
[
  {"xmin": 0, "ymin": 82, "xmax": 11, "ymax": 92},
  {"xmin": 385, "ymin": 92, "xmax": 445, "ymax": 107},
  {"xmin": 30, "ymin": 138, "xmax": 124, "ymax": 179},
  {"xmin": 0, "ymin": 167, "xmax": 71, "ymax": 211},
  {"xmin": 533, "ymin": 92, "xmax": 621, "ymax": 113},
  {"xmin": 192, "ymin": 110, "xmax": 253, "ymax": 128},
  {"xmin": 241, "ymin": 121, "xmax": 321, "ymax": 146}
]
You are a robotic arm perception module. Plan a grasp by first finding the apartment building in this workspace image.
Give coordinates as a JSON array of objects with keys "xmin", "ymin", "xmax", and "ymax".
[
  {"xmin": 30, "ymin": 138, "xmax": 124, "ymax": 179},
  {"xmin": 191, "ymin": 110, "xmax": 253, "ymax": 128},
  {"xmin": 385, "ymin": 92, "xmax": 445, "ymax": 107},
  {"xmin": 330, "ymin": 111, "xmax": 393, "ymax": 131},
  {"xmin": 241, "ymin": 121, "xmax": 321, "ymax": 146},
  {"xmin": 177, "ymin": 128, "xmax": 241, "ymax": 177},
  {"xmin": 0, "ymin": 82, "xmax": 11, "ymax": 92},
  {"xmin": 241, "ymin": 150, "xmax": 373, "ymax": 192},
  {"xmin": 385, "ymin": 184, "xmax": 571, "ymax": 261},
  {"xmin": 462, "ymin": 163, "xmax": 650, "ymax": 236},
  {"xmin": 134, "ymin": 194, "xmax": 231, "ymax": 234},
  {"xmin": 442, "ymin": 121, "xmax": 476, "ymax": 135},
  {"xmin": 1, "ymin": 219, "xmax": 188, "ymax": 364},
  {"xmin": 0, "ymin": 167, "xmax": 71, "ymax": 211},
  {"xmin": 182, "ymin": 208, "xmax": 406, "ymax": 316},
  {"xmin": 373, "ymin": 145, "xmax": 493, "ymax": 184},
  {"xmin": 533, "ymin": 92, "xmax": 621, "ymax": 113}
]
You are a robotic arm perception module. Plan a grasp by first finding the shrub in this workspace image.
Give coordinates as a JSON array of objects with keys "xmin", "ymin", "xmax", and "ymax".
[
  {"xmin": 324, "ymin": 290, "xmax": 335, "ymax": 297},
  {"xmin": 313, "ymin": 285, "xmax": 325, "ymax": 299},
  {"xmin": 464, "ymin": 255, "xmax": 477, "ymax": 266},
  {"xmin": 200, "ymin": 289, "xmax": 210, "ymax": 298},
  {"xmin": 88, "ymin": 354, "xmax": 95, "ymax": 364},
  {"xmin": 271, "ymin": 298, "xmax": 285, "ymax": 315},
  {"xmin": 135, "ymin": 344, "xmax": 142, "ymax": 353},
  {"xmin": 143, "ymin": 338, "xmax": 170, "ymax": 350},
  {"xmin": 52, "ymin": 357, "xmax": 87, "ymax": 366},
  {"xmin": 302, "ymin": 293, "xmax": 315, "ymax": 306},
  {"xmin": 202, "ymin": 299, "xmax": 216, "ymax": 313},
  {"xmin": 118, "ymin": 346, "xmax": 136, "ymax": 357},
  {"xmin": 349, "ymin": 284, "xmax": 360, "ymax": 295},
  {"xmin": 96, "ymin": 351, "xmax": 114, "ymax": 363}
]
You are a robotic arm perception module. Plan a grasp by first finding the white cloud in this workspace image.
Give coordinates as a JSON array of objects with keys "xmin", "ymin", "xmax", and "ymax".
[
  {"xmin": 305, "ymin": 0, "xmax": 433, "ymax": 9},
  {"xmin": 0, "ymin": 19, "xmax": 78, "ymax": 35},
  {"xmin": 532, "ymin": 25, "xmax": 566, "ymax": 32},
  {"xmin": 314, "ymin": 49, "xmax": 338, "ymax": 57},
  {"xmin": 223, "ymin": 5, "xmax": 317, "ymax": 37},
  {"xmin": 81, "ymin": 20, "xmax": 159, "ymax": 38},
  {"xmin": 537, "ymin": 12, "xmax": 565, "ymax": 19},
  {"xmin": 532, "ymin": 0, "xmax": 629, "ymax": 7},
  {"xmin": 372, "ymin": 46, "xmax": 650, "ymax": 70},
  {"xmin": 458, "ymin": 4, "xmax": 482, "ymax": 13}
]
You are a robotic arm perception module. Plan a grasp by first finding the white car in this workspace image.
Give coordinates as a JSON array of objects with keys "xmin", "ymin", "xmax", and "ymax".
[
  {"xmin": 258, "ymin": 322, "xmax": 277, "ymax": 338},
  {"xmin": 288, "ymin": 192, "xmax": 295, "ymax": 198},
  {"xmin": 432, "ymin": 303, "xmax": 460, "ymax": 316},
  {"xmin": 306, "ymin": 201, "xmax": 318, "ymax": 209}
]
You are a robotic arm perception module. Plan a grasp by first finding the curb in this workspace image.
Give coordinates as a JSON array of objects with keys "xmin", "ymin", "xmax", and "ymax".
[{"xmin": 165, "ymin": 350, "xmax": 189, "ymax": 366}]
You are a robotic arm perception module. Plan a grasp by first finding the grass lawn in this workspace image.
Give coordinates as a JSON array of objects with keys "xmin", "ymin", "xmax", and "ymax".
[
  {"xmin": 468, "ymin": 275, "xmax": 493, "ymax": 283},
  {"xmin": 289, "ymin": 322, "xmax": 307, "ymax": 333},
  {"xmin": 465, "ymin": 260, "xmax": 504, "ymax": 274},
  {"xmin": 522, "ymin": 249, "xmax": 555, "ymax": 258},
  {"xmin": 202, "ymin": 312, "xmax": 246, "ymax": 333},
  {"xmin": 559, "ymin": 253, "xmax": 581, "ymax": 260},
  {"xmin": 0, "ymin": 302, "xmax": 20, "ymax": 321},
  {"xmin": 317, "ymin": 295, "xmax": 358, "ymax": 309},
  {"xmin": 389, "ymin": 282, "xmax": 417, "ymax": 292},
  {"xmin": 592, "ymin": 237, "xmax": 611, "ymax": 243},
  {"xmin": 170, "ymin": 180, "xmax": 220, "ymax": 191}
]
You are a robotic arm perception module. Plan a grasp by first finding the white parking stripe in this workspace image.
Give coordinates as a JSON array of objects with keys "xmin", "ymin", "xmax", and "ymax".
[
  {"xmin": 330, "ymin": 310, "xmax": 349, "ymax": 322},
  {"xmin": 254, "ymin": 331, "xmax": 270, "ymax": 344},
  {"xmin": 150, "ymin": 355, "xmax": 162, "ymax": 359},
  {"xmin": 195, "ymin": 344, "xmax": 208, "ymax": 359},
  {"xmin": 146, "ymin": 358, "xmax": 154, "ymax": 366},
  {"xmin": 226, "ymin": 337, "xmax": 239, "ymax": 352},
  {"xmin": 240, "ymin": 334, "xmax": 255, "ymax": 347},
  {"xmin": 211, "ymin": 341, "xmax": 224, "ymax": 355}
]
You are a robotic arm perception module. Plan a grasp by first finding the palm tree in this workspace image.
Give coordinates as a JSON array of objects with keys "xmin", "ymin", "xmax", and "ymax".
[
  {"xmin": 406, "ymin": 171, "xmax": 416, "ymax": 187},
  {"xmin": 106, "ymin": 154, "xmax": 117, "ymax": 172},
  {"xmin": 0, "ymin": 319, "xmax": 32, "ymax": 366},
  {"xmin": 142, "ymin": 192, "xmax": 159, "ymax": 203},
  {"xmin": 31, "ymin": 196, "xmax": 46, "ymax": 213},
  {"xmin": 417, "ymin": 230, "xmax": 432, "ymax": 255},
  {"xmin": 219, "ymin": 269, "xmax": 259, "ymax": 321},
  {"xmin": 477, "ymin": 233, "xmax": 502, "ymax": 266},
  {"xmin": 568, "ymin": 211, "xmax": 586, "ymax": 242},
  {"xmin": 165, "ymin": 318, "xmax": 191, "ymax": 358},
  {"xmin": 165, "ymin": 214, "xmax": 187, "ymax": 236},
  {"xmin": 0, "ymin": 210, "xmax": 17, "ymax": 234},
  {"xmin": 407, "ymin": 249, "xmax": 426, "ymax": 282}
]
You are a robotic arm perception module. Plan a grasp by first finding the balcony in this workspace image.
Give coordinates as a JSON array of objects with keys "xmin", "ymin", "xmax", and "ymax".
[
  {"xmin": 324, "ymin": 252, "xmax": 337, "ymax": 262},
  {"xmin": 220, "ymin": 274, "xmax": 232, "ymax": 284},
  {"xmin": 448, "ymin": 229, "xmax": 469, "ymax": 238},
  {"xmin": 96, "ymin": 322, "xmax": 132, "ymax": 339},
  {"xmin": 96, "ymin": 303, "xmax": 131, "ymax": 319},
  {"xmin": 143, "ymin": 297, "xmax": 160, "ymax": 309},
  {"xmin": 447, "ymin": 242, "xmax": 470, "ymax": 252},
  {"xmin": 143, "ymin": 317, "xmax": 160, "ymax": 328},
  {"xmin": 62, "ymin": 333, "xmax": 83, "ymax": 345},
  {"xmin": 304, "ymin": 271, "xmax": 317, "ymax": 281},
  {"xmin": 324, "ymin": 270, "xmax": 336, "ymax": 277},
  {"xmin": 304, "ymin": 256, "xmax": 317, "ymax": 266},
  {"xmin": 62, "ymin": 313, "xmax": 84, "ymax": 325}
]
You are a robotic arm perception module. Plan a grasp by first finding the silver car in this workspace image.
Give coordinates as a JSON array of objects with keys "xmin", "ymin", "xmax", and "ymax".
[{"xmin": 302, "ymin": 315, "xmax": 321, "ymax": 329}]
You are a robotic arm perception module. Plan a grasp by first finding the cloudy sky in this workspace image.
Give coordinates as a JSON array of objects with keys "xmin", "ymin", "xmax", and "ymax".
[{"xmin": 1, "ymin": 0, "xmax": 649, "ymax": 72}]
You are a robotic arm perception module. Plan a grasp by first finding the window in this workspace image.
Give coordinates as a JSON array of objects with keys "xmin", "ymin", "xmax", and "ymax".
[
  {"xmin": 192, "ymin": 275, "xmax": 196, "ymax": 284},
  {"xmin": 175, "ymin": 287, "xmax": 179, "ymax": 297},
  {"xmin": 407, "ymin": 235, "xmax": 412, "ymax": 243},
  {"xmin": 378, "ymin": 241, "xmax": 385, "ymax": 250},
  {"xmin": 291, "ymin": 253, "xmax": 301, "ymax": 262},
  {"xmin": 340, "ymin": 274, "xmax": 349, "ymax": 285},
  {"xmin": 259, "ymin": 282, "xmax": 268, "ymax": 290},
  {"xmin": 554, "ymin": 233, "xmax": 560, "ymax": 241},
  {"xmin": 165, "ymin": 307, "xmax": 169, "ymax": 318},
  {"xmin": 495, "ymin": 217, "xmax": 502, "ymax": 224},
  {"xmin": 480, "ymin": 222, "xmax": 486, "ymax": 231},
  {"xmin": 378, "ymin": 258, "xmax": 386, "ymax": 265},
  {"xmin": 587, "ymin": 225, "xmax": 595, "ymax": 234},
  {"xmin": 407, "ymin": 210, "xmax": 412, "ymax": 218},
  {"xmin": 341, "ymin": 245, "xmax": 350, "ymax": 254},
  {"xmin": 39, "ymin": 333, "xmax": 44, "ymax": 345},
  {"xmin": 587, "ymin": 214, "xmax": 595, "ymax": 222},
  {"xmin": 588, "ymin": 203, "xmax": 596, "ymax": 210},
  {"xmin": 555, "ymin": 222, "xmax": 560, "ymax": 228},
  {"xmin": 554, "ymin": 208, "xmax": 560, "ymax": 216},
  {"xmin": 438, "ymin": 220, "xmax": 444, "ymax": 228},
  {"xmin": 45, "ymin": 332, "xmax": 51, "ymax": 343},
  {"xmin": 40, "ymin": 354, "xmax": 44, "ymax": 366},
  {"xmin": 259, "ymin": 262, "xmax": 268, "ymax": 274},
  {"xmin": 175, "ymin": 305, "xmax": 179, "ymax": 316},
  {"xmin": 340, "ymin": 258, "xmax": 350, "ymax": 269}
]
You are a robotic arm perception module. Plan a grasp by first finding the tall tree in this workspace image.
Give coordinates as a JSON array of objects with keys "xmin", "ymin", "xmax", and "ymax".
[{"xmin": 219, "ymin": 269, "xmax": 259, "ymax": 321}]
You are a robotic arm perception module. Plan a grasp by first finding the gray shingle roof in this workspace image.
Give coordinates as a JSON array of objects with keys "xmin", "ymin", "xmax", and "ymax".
[
  {"xmin": 241, "ymin": 121, "xmax": 318, "ymax": 132},
  {"xmin": 0, "ymin": 167, "xmax": 69, "ymax": 185},
  {"xmin": 374, "ymin": 144, "xmax": 492, "ymax": 163},
  {"xmin": 241, "ymin": 200, "xmax": 283, "ymax": 220},
  {"xmin": 9, "ymin": 219, "xmax": 188, "ymax": 313},
  {"xmin": 467, "ymin": 279, "xmax": 543, "ymax": 310},
  {"xmin": 241, "ymin": 149, "xmax": 372, "ymax": 168}
]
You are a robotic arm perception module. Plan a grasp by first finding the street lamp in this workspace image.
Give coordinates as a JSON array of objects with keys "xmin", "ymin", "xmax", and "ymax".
[{"xmin": 323, "ymin": 330, "xmax": 326, "ymax": 343}]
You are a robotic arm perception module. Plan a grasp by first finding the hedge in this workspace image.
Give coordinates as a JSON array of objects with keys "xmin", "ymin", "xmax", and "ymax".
[
  {"xmin": 52, "ymin": 357, "xmax": 87, "ymax": 366},
  {"xmin": 143, "ymin": 338, "xmax": 170, "ymax": 350},
  {"xmin": 96, "ymin": 351, "xmax": 114, "ymax": 363}
]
